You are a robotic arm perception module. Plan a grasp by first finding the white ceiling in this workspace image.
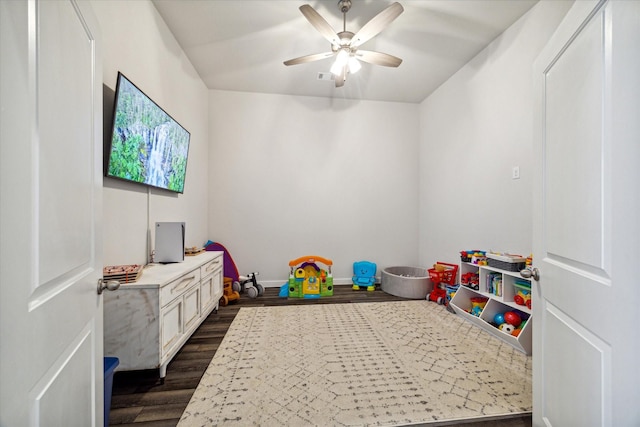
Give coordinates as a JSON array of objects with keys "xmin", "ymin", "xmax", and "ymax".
[{"xmin": 152, "ymin": 0, "xmax": 538, "ymax": 103}]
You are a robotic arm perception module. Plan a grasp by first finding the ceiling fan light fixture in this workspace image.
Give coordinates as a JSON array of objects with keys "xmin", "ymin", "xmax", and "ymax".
[
  {"xmin": 329, "ymin": 61, "xmax": 342, "ymax": 76},
  {"xmin": 284, "ymin": 2, "xmax": 404, "ymax": 87},
  {"xmin": 330, "ymin": 49, "xmax": 349, "ymax": 75},
  {"xmin": 348, "ymin": 56, "xmax": 361, "ymax": 74}
]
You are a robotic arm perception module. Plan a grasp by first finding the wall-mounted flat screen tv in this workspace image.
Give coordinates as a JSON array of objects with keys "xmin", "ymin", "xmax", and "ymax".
[{"xmin": 106, "ymin": 72, "xmax": 190, "ymax": 193}]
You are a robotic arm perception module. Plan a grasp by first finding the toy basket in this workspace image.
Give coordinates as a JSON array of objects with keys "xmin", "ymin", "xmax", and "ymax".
[
  {"xmin": 428, "ymin": 262, "xmax": 458, "ymax": 285},
  {"xmin": 486, "ymin": 253, "xmax": 526, "ymax": 272}
]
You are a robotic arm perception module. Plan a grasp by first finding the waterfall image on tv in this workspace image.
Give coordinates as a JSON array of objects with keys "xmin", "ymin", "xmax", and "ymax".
[{"xmin": 107, "ymin": 73, "xmax": 190, "ymax": 193}]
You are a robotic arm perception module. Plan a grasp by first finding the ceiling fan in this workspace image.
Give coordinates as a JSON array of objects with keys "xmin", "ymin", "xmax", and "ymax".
[{"xmin": 284, "ymin": 0, "xmax": 404, "ymax": 87}]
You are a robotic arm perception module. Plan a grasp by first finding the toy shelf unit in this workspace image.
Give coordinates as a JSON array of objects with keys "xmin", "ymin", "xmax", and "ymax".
[{"xmin": 450, "ymin": 256, "xmax": 532, "ymax": 355}]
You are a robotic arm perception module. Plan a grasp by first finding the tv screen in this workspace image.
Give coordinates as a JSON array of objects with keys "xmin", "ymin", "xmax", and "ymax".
[{"xmin": 106, "ymin": 72, "xmax": 190, "ymax": 193}]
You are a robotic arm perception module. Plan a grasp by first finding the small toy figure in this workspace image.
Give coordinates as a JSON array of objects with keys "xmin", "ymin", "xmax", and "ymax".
[{"xmin": 352, "ymin": 261, "xmax": 377, "ymax": 291}]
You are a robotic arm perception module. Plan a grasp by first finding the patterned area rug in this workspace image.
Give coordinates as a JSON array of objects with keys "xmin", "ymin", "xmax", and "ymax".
[{"xmin": 178, "ymin": 301, "xmax": 532, "ymax": 426}]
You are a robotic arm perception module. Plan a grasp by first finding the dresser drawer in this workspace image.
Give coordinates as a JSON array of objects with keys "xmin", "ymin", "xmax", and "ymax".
[
  {"xmin": 201, "ymin": 254, "xmax": 223, "ymax": 277},
  {"xmin": 160, "ymin": 268, "xmax": 201, "ymax": 307}
]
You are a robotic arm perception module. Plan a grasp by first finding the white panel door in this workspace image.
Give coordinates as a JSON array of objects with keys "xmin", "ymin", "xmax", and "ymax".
[
  {"xmin": 532, "ymin": 1, "xmax": 640, "ymax": 426},
  {"xmin": 0, "ymin": 1, "xmax": 103, "ymax": 426}
]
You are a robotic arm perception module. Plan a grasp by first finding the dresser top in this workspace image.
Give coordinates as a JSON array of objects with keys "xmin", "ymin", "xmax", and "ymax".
[{"xmin": 117, "ymin": 251, "xmax": 223, "ymax": 288}]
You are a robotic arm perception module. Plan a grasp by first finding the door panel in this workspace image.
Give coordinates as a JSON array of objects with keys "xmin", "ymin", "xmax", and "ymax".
[
  {"xmin": 37, "ymin": 0, "xmax": 94, "ymax": 288},
  {"xmin": 201, "ymin": 274, "xmax": 214, "ymax": 312},
  {"xmin": 533, "ymin": 1, "xmax": 640, "ymax": 426},
  {"xmin": 30, "ymin": 327, "xmax": 93, "ymax": 427},
  {"xmin": 542, "ymin": 304, "xmax": 610, "ymax": 426},
  {"xmin": 184, "ymin": 285, "xmax": 201, "ymax": 331},
  {"xmin": 544, "ymin": 8, "xmax": 605, "ymax": 270},
  {"xmin": 0, "ymin": 1, "xmax": 103, "ymax": 425},
  {"xmin": 162, "ymin": 298, "xmax": 183, "ymax": 354}
]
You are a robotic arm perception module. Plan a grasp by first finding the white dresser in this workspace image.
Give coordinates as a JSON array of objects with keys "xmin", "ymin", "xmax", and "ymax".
[{"xmin": 104, "ymin": 251, "xmax": 223, "ymax": 378}]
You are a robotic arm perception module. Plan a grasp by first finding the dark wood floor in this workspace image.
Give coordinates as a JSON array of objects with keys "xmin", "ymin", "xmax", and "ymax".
[{"xmin": 108, "ymin": 285, "xmax": 531, "ymax": 427}]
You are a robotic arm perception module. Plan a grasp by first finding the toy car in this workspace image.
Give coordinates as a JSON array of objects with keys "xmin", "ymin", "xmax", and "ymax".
[
  {"xmin": 461, "ymin": 272, "xmax": 479, "ymax": 290},
  {"xmin": 514, "ymin": 287, "xmax": 532, "ymax": 309}
]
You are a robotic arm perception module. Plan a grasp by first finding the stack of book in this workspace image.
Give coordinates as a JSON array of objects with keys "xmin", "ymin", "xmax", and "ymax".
[{"xmin": 486, "ymin": 272, "xmax": 502, "ymax": 296}]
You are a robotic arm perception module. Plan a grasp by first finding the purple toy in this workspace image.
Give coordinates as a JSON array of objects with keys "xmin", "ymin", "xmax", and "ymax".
[{"xmin": 205, "ymin": 240, "xmax": 240, "ymax": 282}]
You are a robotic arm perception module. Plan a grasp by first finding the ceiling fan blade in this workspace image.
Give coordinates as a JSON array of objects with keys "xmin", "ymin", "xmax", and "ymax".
[
  {"xmin": 355, "ymin": 50, "xmax": 402, "ymax": 67},
  {"xmin": 351, "ymin": 2, "xmax": 404, "ymax": 48},
  {"xmin": 299, "ymin": 4, "xmax": 340, "ymax": 46},
  {"xmin": 284, "ymin": 52, "xmax": 335, "ymax": 66}
]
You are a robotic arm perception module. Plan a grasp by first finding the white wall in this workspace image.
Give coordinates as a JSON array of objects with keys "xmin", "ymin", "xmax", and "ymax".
[
  {"xmin": 418, "ymin": 1, "xmax": 572, "ymax": 265},
  {"xmin": 91, "ymin": 0, "xmax": 571, "ymax": 282},
  {"xmin": 209, "ymin": 91, "xmax": 420, "ymax": 284},
  {"xmin": 92, "ymin": 0, "xmax": 210, "ymax": 266}
]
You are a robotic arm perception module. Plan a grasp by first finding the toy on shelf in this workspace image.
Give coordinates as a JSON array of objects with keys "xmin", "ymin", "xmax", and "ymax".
[
  {"xmin": 426, "ymin": 262, "xmax": 458, "ymax": 305},
  {"xmin": 469, "ymin": 297, "xmax": 488, "ymax": 316},
  {"xmin": 352, "ymin": 261, "xmax": 377, "ymax": 291},
  {"xmin": 513, "ymin": 280, "xmax": 532, "ymax": 309},
  {"xmin": 282, "ymin": 256, "xmax": 333, "ymax": 298},
  {"xmin": 205, "ymin": 240, "xmax": 264, "ymax": 304},
  {"xmin": 499, "ymin": 323, "xmax": 515, "ymax": 334},
  {"xmin": 493, "ymin": 310, "xmax": 527, "ymax": 336},
  {"xmin": 461, "ymin": 271, "xmax": 479, "ymax": 290},
  {"xmin": 461, "ymin": 250, "xmax": 487, "ymax": 265}
]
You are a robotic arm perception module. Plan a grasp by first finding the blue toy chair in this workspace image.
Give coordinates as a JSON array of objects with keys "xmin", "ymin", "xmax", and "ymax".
[{"xmin": 352, "ymin": 261, "xmax": 377, "ymax": 291}]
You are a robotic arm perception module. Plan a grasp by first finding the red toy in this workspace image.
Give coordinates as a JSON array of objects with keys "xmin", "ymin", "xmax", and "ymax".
[
  {"xmin": 461, "ymin": 272, "xmax": 479, "ymax": 290},
  {"xmin": 426, "ymin": 262, "xmax": 458, "ymax": 305},
  {"xmin": 504, "ymin": 311, "xmax": 522, "ymax": 327}
]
